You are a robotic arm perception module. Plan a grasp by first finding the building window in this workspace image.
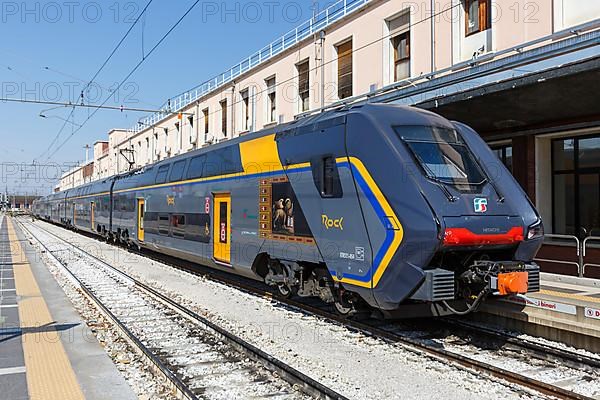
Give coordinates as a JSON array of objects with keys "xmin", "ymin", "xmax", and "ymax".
[
  {"xmin": 552, "ymin": 135, "xmax": 600, "ymax": 238},
  {"xmin": 220, "ymin": 100, "xmax": 228, "ymax": 136},
  {"xmin": 492, "ymin": 144, "xmax": 513, "ymax": 172},
  {"xmin": 388, "ymin": 12, "xmax": 410, "ymax": 82},
  {"xmin": 163, "ymin": 127, "xmax": 169, "ymax": 154},
  {"xmin": 465, "ymin": 0, "xmax": 491, "ymax": 36},
  {"xmin": 175, "ymin": 121, "xmax": 181, "ymax": 151},
  {"xmin": 188, "ymin": 115, "xmax": 194, "ymax": 145},
  {"xmin": 266, "ymin": 77, "xmax": 276, "ymax": 123},
  {"xmin": 203, "ymin": 108, "xmax": 209, "ymax": 142},
  {"xmin": 393, "ymin": 32, "xmax": 410, "ymax": 81},
  {"xmin": 297, "ymin": 60, "xmax": 310, "ymax": 112},
  {"xmin": 241, "ymin": 89, "xmax": 250, "ymax": 131},
  {"xmin": 337, "ymin": 40, "xmax": 353, "ymax": 100},
  {"xmin": 146, "ymin": 137, "xmax": 150, "ymax": 163},
  {"xmin": 153, "ymin": 133, "xmax": 158, "ymax": 160}
]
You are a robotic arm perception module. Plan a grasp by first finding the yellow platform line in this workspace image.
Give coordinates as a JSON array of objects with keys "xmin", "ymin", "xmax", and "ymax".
[
  {"xmin": 7, "ymin": 218, "xmax": 85, "ymax": 400},
  {"xmin": 539, "ymin": 289, "xmax": 600, "ymax": 304}
]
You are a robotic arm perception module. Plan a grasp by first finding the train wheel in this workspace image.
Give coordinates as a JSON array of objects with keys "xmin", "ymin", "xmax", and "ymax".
[
  {"xmin": 276, "ymin": 284, "xmax": 296, "ymax": 298},
  {"xmin": 333, "ymin": 300, "xmax": 354, "ymax": 316},
  {"xmin": 333, "ymin": 290, "xmax": 359, "ymax": 317}
]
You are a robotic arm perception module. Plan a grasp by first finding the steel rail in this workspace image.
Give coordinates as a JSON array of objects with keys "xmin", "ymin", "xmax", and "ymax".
[
  {"xmin": 443, "ymin": 318, "xmax": 600, "ymax": 371},
  {"xmin": 16, "ymin": 219, "xmax": 198, "ymax": 400},
  {"xmin": 28, "ymin": 218, "xmax": 597, "ymax": 400},
  {"xmin": 17, "ymin": 218, "xmax": 349, "ymax": 400}
]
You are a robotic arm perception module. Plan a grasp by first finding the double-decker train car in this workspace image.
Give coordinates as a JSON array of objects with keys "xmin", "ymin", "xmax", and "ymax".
[{"xmin": 33, "ymin": 104, "xmax": 543, "ymax": 317}]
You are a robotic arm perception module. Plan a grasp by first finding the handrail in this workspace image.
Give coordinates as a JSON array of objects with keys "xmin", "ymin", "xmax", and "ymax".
[
  {"xmin": 539, "ymin": 234, "xmax": 582, "ymax": 277},
  {"xmin": 582, "ymin": 262, "xmax": 600, "ymax": 276},
  {"xmin": 533, "ymin": 257, "xmax": 581, "ymax": 270},
  {"xmin": 583, "ymin": 236, "xmax": 600, "ymax": 257},
  {"xmin": 582, "ymin": 236, "xmax": 600, "ymax": 277},
  {"xmin": 542, "ymin": 234, "xmax": 580, "ymax": 255}
]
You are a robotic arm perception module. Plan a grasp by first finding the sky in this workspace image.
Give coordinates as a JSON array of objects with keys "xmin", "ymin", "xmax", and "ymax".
[{"xmin": 0, "ymin": 0, "xmax": 330, "ymax": 195}]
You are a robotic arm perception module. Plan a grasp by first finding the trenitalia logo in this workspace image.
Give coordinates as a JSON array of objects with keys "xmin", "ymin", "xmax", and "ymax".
[
  {"xmin": 322, "ymin": 215, "xmax": 344, "ymax": 230},
  {"xmin": 474, "ymin": 198, "xmax": 488, "ymax": 213}
]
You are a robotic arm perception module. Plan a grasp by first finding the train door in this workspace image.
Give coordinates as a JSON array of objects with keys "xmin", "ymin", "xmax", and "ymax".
[
  {"xmin": 213, "ymin": 193, "xmax": 231, "ymax": 264},
  {"xmin": 72, "ymin": 202, "xmax": 76, "ymax": 227},
  {"xmin": 137, "ymin": 199, "xmax": 145, "ymax": 242},
  {"xmin": 91, "ymin": 202, "xmax": 95, "ymax": 231}
]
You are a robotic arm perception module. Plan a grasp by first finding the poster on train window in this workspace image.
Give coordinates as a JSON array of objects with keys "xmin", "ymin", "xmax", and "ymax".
[{"xmin": 271, "ymin": 181, "xmax": 311, "ymax": 237}]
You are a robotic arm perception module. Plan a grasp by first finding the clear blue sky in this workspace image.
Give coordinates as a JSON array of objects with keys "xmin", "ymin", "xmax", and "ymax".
[{"xmin": 0, "ymin": 0, "xmax": 329, "ymax": 194}]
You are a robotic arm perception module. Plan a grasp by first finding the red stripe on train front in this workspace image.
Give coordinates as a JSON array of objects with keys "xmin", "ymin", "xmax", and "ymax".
[{"xmin": 443, "ymin": 227, "xmax": 524, "ymax": 246}]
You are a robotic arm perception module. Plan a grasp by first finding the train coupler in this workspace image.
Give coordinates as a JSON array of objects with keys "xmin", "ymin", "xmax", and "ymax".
[{"xmin": 480, "ymin": 261, "xmax": 540, "ymax": 295}]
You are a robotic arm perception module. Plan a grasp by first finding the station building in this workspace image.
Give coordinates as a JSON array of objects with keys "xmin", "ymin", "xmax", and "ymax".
[{"xmin": 58, "ymin": 0, "xmax": 600, "ymax": 277}]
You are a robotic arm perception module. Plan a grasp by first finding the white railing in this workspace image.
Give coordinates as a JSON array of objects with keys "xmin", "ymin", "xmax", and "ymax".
[
  {"xmin": 129, "ymin": 0, "xmax": 371, "ymax": 134},
  {"xmin": 583, "ymin": 236, "xmax": 600, "ymax": 276},
  {"xmin": 534, "ymin": 234, "xmax": 582, "ymax": 276},
  {"xmin": 536, "ymin": 233, "xmax": 600, "ymax": 278}
]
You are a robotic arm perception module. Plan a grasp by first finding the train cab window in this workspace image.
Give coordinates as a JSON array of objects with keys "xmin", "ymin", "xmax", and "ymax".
[
  {"xmin": 312, "ymin": 156, "xmax": 343, "ymax": 198},
  {"xmin": 155, "ymin": 165, "xmax": 170, "ymax": 184},
  {"xmin": 187, "ymin": 155, "xmax": 206, "ymax": 179},
  {"xmin": 395, "ymin": 126, "xmax": 486, "ymax": 190},
  {"xmin": 169, "ymin": 160, "xmax": 187, "ymax": 182}
]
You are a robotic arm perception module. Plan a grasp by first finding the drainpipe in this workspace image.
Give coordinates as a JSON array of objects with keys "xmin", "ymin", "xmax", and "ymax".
[
  {"xmin": 431, "ymin": 0, "xmax": 436, "ymax": 75},
  {"xmin": 195, "ymin": 101, "xmax": 200, "ymax": 148},
  {"xmin": 250, "ymin": 85, "xmax": 256, "ymax": 132},
  {"xmin": 319, "ymin": 30, "xmax": 326, "ymax": 109},
  {"xmin": 152, "ymin": 127, "xmax": 156, "ymax": 162},
  {"xmin": 230, "ymin": 84, "xmax": 235, "ymax": 137}
]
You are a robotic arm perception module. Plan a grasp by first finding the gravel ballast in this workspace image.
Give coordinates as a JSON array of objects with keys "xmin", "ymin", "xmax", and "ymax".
[{"xmin": 28, "ymin": 220, "xmax": 546, "ymax": 400}]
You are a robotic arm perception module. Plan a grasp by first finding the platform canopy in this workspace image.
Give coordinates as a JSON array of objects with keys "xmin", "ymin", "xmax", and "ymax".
[{"xmin": 419, "ymin": 57, "xmax": 600, "ymax": 140}]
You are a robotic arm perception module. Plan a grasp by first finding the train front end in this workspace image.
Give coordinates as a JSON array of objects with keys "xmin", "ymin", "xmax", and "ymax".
[{"xmin": 346, "ymin": 105, "xmax": 543, "ymax": 317}]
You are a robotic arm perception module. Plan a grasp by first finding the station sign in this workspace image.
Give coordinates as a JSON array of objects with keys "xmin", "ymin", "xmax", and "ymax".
[
  {"xmin": 584, "ymin": 307, "xmax": 600, "ymax": 320},
  {"xmin": 503, "ymin": 295, "xmax": 577, "ymax": 315}
]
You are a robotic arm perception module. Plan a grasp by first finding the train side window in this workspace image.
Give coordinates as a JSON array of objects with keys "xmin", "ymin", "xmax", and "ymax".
[
  {"xmin": 187, "ymin": 155, "xmax": 206, "ymax": 179},
  {"xmin": 312, "ymin": 156, "xmax": 343, "ymax": 198},
  {"xmin": 155, "ymin": 165, "xmax": 170, "ymax": 184},
  {"xmin": 204, "ymin": 146, "xmax": 243, "ymax": 177},
  {"xmin": 158, "ymin": 214, "xmax": 170, "ymax": 235},
  {"xmin": 171, "ymin": 214, "xmax": 186, "ymax": 238},
  {"xmin": 169, "ymin": 160, "xmax": 187, "ymax": 182}
]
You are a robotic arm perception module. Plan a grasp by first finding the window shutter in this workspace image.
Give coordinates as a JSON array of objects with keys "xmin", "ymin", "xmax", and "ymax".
[{"xmin": 337, "ymin": 40, "xmax": 353, "ymax": 99}]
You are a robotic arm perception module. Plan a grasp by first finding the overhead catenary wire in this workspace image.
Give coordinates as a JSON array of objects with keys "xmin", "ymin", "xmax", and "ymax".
[
  {"xmin": 38, "ymin": 0, "xmax": 155, "ymax": 161},
  {"xmin": 32, "ymin": 2, "xmax": 460, "ymax": 161},
  {"xmin": 0, "ymin": 97, "xmax": 187, "ymax": 114},
  {"xmin": 46, "ymin": 0, "xmax": 204, "ymax": 160},
  {"xmin": 42, "ymin": 66, "xmax": 161, "ymax": 109}
]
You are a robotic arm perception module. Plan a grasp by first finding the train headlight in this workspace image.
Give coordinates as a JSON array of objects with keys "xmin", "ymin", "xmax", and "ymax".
[{"xmin": 526, "ymin": 220, "xmax": 544, "ymax": 240}]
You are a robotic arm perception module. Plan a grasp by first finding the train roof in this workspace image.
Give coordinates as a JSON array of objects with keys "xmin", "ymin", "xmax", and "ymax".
[{"xmin": 47, "ymin": 104, "xmax": 453, "ymax": 199}]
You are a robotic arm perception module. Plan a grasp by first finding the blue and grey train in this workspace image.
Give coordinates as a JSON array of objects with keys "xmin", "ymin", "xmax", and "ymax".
[{"xmin": 33, "ymin": 104, "xmax": 542, "ymax": 317}]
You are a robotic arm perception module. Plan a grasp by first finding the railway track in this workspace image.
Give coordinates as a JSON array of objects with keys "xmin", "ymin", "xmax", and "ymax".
[
  {"xmin": 17, "ymin": 219, "xmax": 347, "ymax": 400},
  {"xmin": 24, "ymin": 218, "xmax": 600, "ymax": 400}
]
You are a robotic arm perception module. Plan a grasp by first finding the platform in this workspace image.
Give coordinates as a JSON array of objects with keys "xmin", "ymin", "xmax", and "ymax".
[
  {"xmin": 476, "ymin": 272, "xmax": 600, "ymax": 352},
  {"xmin": 0, "ymin": 215, "xmax": 137, "ymax": 400}
]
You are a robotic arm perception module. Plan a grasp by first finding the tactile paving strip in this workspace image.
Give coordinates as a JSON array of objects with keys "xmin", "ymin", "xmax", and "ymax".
[{"xmin": 7, "ymin": 218, "xmax": 85, "ymax": 400}]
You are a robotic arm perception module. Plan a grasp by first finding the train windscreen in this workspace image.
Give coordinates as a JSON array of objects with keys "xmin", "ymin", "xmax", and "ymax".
[{"xmin": 395, "ymin": 126, "xmax": 487, "ymax": 189}]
